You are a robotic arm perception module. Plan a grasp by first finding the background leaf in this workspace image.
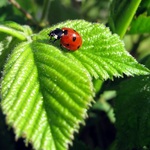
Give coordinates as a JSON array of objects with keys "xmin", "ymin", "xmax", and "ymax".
[
  {"xmin": 109, "ymin": 0, "xmax": 141, "ymax": 38},
  {"xmin": 0, "ymin": 34, "xmax": 13, "ymax": 72},
  {"xmin": 115, "ymin": 56, "xmax": 150, "ymax": 150},
  {"xmin": 115, "ymin": 75, "xmax": 150, "ymax": 150},
  {"xmin": 0, "ymin": 21, "xmax": 32, "ymax": 73},
  {"xmin": 129, "ymin": 15, "xmax": 150, "ymax": 34},
  {"xmin": 136, "ymin": 0, "xmax": 150, "ymax": 16},
  {"xmin": 0, "ymin": 21, "xmax": 32, "ymax": 40},
  {"xmin": 0, "ymin": 0, "xmax": 7, "ymax": 7}
]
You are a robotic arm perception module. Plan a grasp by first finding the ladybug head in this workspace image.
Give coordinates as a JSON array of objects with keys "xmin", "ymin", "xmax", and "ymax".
[{"xmin": 48, "ymin": 28, "xmax": 63, "ymax": 40}]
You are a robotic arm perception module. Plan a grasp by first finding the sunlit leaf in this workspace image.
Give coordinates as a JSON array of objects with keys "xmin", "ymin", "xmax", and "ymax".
[
  {"xmin": 1, "ymin": 40, "xmax": 93, "ymax": 150},
  {"xmin": 38, "ymin": 20, "xmax": 150, "ymax": 79},
  {"xmin": 1, "ymin": 20, "xmax": 150, "ymax": 150}
]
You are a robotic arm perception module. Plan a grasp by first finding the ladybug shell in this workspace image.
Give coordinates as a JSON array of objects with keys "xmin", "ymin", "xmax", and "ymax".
[{"xmin": 61, "ymin": 27, "xmax": 82, "ymax": 51}]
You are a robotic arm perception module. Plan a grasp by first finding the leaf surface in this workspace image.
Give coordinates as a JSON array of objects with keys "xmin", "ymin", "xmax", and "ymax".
[
  {"xmin": 129, "ymin": 15, "xmax": 150, "ymax": 34},
  {"xmin": 1, "ymin": 20, "xmax": 150, "ymax": 150},
  {"xmin": 115, "ymin": 75, "xmax": 150, "ymax": 149},
  {"xmin": 1, "ymin": 41, "xmax": 93, "ymax": 150},
  {"xmin": 38, "ymin": 20, "xmax": 150, "ymax": 79}
]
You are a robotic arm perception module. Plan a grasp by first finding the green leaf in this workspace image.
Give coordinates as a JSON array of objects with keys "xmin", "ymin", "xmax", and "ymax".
[
  {"xmin": 93, "ymin": 90, "xmax": 116, "ymax": 123},
  {"xmin": 1, "ymin": 41, "xmax": 93, "ymax": 150},
  {"xmin": 0, "ymin": 21, "xmax": 32, "ymax": 72},
  {"xmin": 0, "ymin": 33, "xmax": 25, "ymax": 72},
  {"xmin": 129, "ymin": 15, "xmax": 150, "ymax": 34},
  {"xmin": 1, "ymin": 20, "xmax": 150, "ymax": 150},
  {"xmin": 115, "ymin": 76, "xmax": 150, "ymax": 150},
  {"xmin": 0, "ymin": 34, "xmax": 12, "ymax": 71},
  {"xmin": 109, "ymin": 0, "xmax": 142, "ymax": 38},
  {"xmin": 0, "ymin": 21, "xmax": 32, "ymax": 40},
  {"xmin": 137, "ymin": 0, "xmax": 150, "ymax": 15},
  {"xmin": 0, "ymin": 0, "xmax": 7, "ymax": 7},
  {"xmin": 141, "ymin": 55, "xmax": 150, "ymax": 69},
  {"xmin": 38, "ymin": 20, "xmax": 150, "ymax": 79}
]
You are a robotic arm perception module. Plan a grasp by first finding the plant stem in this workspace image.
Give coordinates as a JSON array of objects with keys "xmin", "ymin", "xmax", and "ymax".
[
  {"xmin": 114, "ymin": 0, "xmax": 142, "ymax": 38},
  {"xmin": 8, "ymin": 0, "xmax": 36, "ymax": 24},
  {"xmin": 0, "ymin": 25, "xmax": 27, "ymax": 40},
  {"xmin": 40, "ymin": 0, "xmax": 51, "ymax": 26}
]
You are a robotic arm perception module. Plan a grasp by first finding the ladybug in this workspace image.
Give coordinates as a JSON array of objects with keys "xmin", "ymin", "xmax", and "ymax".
[{"xmin": 48, "ymin": 27, "xmax": 82, "ymax": 51}]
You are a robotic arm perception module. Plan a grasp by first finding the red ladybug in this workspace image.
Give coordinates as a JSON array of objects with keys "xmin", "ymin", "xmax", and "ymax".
[{"xmin": 48, "ymin": 27, "xmax": 82, "ymax": 51}]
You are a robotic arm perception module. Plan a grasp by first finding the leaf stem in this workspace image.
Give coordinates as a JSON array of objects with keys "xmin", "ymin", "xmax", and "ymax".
[
  {"xmin": 40, "ymin": 0, "xmax": 51, "ymax": 26},
  {"xmin": 8, "ymin": 0, "xmax": 37, "ymax": 25},
  {"xmin": 114, "ymin": 0, "xmax": 142, "ymax": 38},
  {"xmin": 0, "ymin": 25, "xmax": 27, "ymax": 40}
]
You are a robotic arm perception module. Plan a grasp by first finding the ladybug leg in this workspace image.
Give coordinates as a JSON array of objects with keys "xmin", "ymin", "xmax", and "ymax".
[
  {"xmin": 49, "ymin": 36, "xmax": 57, "ymax": 43},
  {"xmin": 48, "ymin": 35, "xmax": 53, "ymax": 41},
  {"xmin": 52, "ymin": 39, "xmax": 57, "ymax": 43},
  {"xmin": 60, "ymin": 44, "xmax": 63, "ymax": 50},
  {"xmin": 59, "ymin": 44, "xmax": 68, "ymax": 52}
]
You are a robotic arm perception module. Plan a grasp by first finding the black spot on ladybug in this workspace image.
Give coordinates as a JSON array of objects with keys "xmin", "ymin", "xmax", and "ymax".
[
  {"xmin": 66, "ymin": 44, "xmax": 70, "ymax": 47},
  {"xmin": 77, "ymin": 45, "xmax": 80, "ymax": 49},
  {"xmin": 73, "ymin": 37, "xmax": 76, "ymax": 42},
  {"xmin": 64, "ymin": 30, "xmax": 68, "ymax": 35}
]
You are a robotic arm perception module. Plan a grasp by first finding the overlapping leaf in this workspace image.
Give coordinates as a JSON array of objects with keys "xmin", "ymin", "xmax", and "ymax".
[
  {"xmin": 1, "ymin": 20, "xmax": 150, "ymax": 150},
  {"xmin": 116, "ymin": 75, "xmax": 150, "ymax": 150},
  {"xmin": 0, "ymin": 21, "xmax": 32, "ymax": 40},
  {"xmin": 0, "ymin": 21, "xmax": 32, "ymax": 71},
  {"xmin": 129, "ymin": 15, "xmax": 150, "ymax": 34},
  {"xmin": 38, "ymin": 20, "xmax": 150, "ymax": 79}
]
